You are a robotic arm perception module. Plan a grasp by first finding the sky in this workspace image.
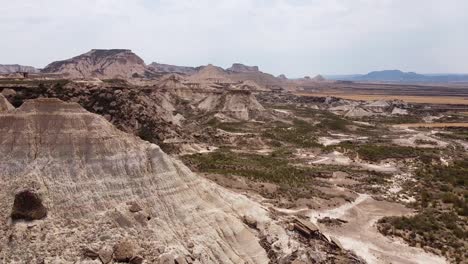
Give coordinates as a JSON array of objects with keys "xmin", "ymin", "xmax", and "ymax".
[{"xmin": 1, "ymin": 0, "xmax": 468, "ymax": 77}]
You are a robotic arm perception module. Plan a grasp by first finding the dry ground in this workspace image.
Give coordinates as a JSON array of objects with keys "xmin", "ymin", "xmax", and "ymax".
[
  {"xmin": 393, "ymin": 122, "xmax": 468, "ymax": 128},
  {"xmin": 296, "ymin": 93, "xmax": 468, "ymax": 105}
]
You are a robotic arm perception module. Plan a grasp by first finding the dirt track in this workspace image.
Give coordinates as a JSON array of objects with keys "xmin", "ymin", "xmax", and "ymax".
[{"xmin": 309, "ymin": 194, "xmax": 447, "ymax": 264}]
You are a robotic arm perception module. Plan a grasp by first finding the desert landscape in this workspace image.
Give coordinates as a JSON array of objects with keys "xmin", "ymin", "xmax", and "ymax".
[
  {"xmin": 1, "ymin": 1, "xmax": 468, "ymax": 263},
  {"xmin": 0, "ymin": 47, "xmax": 466, "ymax": 264}
]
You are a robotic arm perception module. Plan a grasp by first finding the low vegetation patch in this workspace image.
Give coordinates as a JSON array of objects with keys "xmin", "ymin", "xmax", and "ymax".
[
  {"xmin": 361, "ymin": 115, "xmax": 422, "ymax": 124},
  {"xmin": 330, "ymin": 142, "xmax": 436, "ymax": 162},
  {"xmin": 377, "ymin": 160, "xmax": 468, "ymax": 263},
  {"xmin": 182, "ymin": 150, "xmax": 332, "ymax": 201},
  {"xmin": 414, "ymin": 139, "xmax": 438, "ymax": 145},
  {"xmin": 436, "ymin": 128, "xmax": 468, "ymax": 141},
  {"xmin": 206, "ymin": 118, "xmax": 247, "ymax": 133},
  {"xmin": 262, "ymin": 119, "xmax": 320, "ymax": 148}
]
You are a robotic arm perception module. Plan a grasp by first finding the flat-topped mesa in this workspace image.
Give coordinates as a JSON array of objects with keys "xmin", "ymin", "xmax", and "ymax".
[
  {"xmin": 227, "ymin": 63, "xmax": 260, "ymax": 73},
  {"xmin": 0, "ymin": 97, "xmax": 295, "ymax": 263},
  {"xmin": 0, "ymin": 64, "xmax": 39, "ymax": 74},
  {"xmin": 41, "ymin": 49, "xmax": 147, "ymax": 79}
]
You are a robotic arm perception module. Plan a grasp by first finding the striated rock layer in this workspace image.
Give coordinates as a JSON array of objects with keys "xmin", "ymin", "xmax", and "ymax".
[
  {"xmin": 0, "ymin": 98, "xmax": 295, "ymax": 263},
  {"xmin": 41, "ymin": 49, "xmax": 148, "ymax": 79}
]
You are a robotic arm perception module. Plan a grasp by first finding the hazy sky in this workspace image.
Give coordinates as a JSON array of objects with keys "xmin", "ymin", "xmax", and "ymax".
[{"xmin": 1, "ymin": 0, "xmax": 467, "ymax": 76}]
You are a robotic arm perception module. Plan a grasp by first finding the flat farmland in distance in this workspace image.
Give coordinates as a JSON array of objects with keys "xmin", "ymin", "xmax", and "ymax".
[
  {"xmin": 297, "ymin": 93, "xmax": 468, "ymax": 105},
  {"xmin": 295, "ymin": 81, "xmax": 468, "ymax": 105}
]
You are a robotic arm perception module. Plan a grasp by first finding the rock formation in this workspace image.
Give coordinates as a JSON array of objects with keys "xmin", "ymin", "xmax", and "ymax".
[
  {"xmin": 188, "ymin": 64, "xmax": 231, "ymax": 83},
  {"xmin": 197, "ymin": 89, "xmax": 266, "ymax": 121},
  {"xmin": 227, "ymin": 63, "xmax": 259, "ymax": 73},
  {"xmin": 277, "ymin": 74, "xmax": 288, "ymax": 80},
  {"xmin": 0, "ymin": 94, "xmax": 14, "ymax": 112},
  {"xmin": 148, "ymin": 62, "xmax": 198, "ymax": 75},
  {"xmin": 312, "ymin": 75, "xmax": 326, "ymax": 82},
  {"xmin": 42, "ymin": 49, "xmax": 149, "ymax": 79},
  {"xmin": 0, "ymin": 64, "xmax": 38, "ymax": 74},
  {"xmin": 0, "ymin": 98, "xmax": 363, "ymax": 263},
  {"xmin": 0, "ymin": 98, "xmax": 281, "ymax": 263}
]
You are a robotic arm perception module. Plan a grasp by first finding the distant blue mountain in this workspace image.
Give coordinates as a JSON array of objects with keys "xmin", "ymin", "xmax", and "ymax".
[{"xmin": 326, "ymin": 70, "xmax": 468, "ymax": 83}]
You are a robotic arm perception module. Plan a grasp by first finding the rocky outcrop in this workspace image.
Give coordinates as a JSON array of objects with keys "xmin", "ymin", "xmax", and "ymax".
[
  {"xmin": 0, "ymin": 64, "xmax": 38, "ymax": 74},
  {"xmin": 148, "ymin": 62, "xmax": 198, "ymax": 75},
  {"xmin": 197, "ymin": 89, "xmax": 266, "ymax": 121},
  {"xmin": 312, "ymin": 74, "xmax": 326, "ymax": 82},
  {"xmin": 0, "ymin": 98, "xmax": 286, "ymax": 263},
  {"xmin": 42, "ymin": 49, "xmax": 148, "ymax": 79},
  {"xmin": 227, "ymin": 63, "xmax": 259, "ymax": 73},
  {"xmin": 277, "ymin": 74, "xmax": 288, "ymax": 80},
  {"xmin": 188, "ymin": 64, "xmax": 230, "ymax": 83},
  {"xmin": 0, "ymin": 94, "xmax": 14, "ymax": 112}
]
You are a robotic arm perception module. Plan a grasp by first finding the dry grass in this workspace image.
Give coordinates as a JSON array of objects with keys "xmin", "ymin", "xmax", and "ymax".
[
  {"xmin": 393, "ymin": 123, "xmax": 468, "ymax": 128},
  {"xmin": 296, "ymin": 92, "xmax": 468, "ymax": 105}
]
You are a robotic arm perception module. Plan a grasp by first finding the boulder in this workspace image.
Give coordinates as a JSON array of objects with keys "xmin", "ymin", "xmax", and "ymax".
[
  {"xmin": 113, "ymin": 240, "xmax": 136, "ymax": 262},
  {"xmin": 98, "ymin": 246, "xmax": 113, "ymax": 264}
]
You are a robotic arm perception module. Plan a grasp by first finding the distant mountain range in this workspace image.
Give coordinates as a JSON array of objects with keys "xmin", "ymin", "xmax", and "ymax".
[{"xmin": 326, "ymin": 70, "xmax": 468, "ymax": 83}]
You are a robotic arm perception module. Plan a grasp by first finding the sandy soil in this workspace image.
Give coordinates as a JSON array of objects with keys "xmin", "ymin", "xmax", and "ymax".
[{"xmin": 308, "ymin": 194, "xmax": 447, "ymax": 264}]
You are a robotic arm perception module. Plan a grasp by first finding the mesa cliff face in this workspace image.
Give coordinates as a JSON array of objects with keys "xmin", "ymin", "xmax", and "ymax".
[
  {"xmin": 0, "ymin": 64, "xmax": 39, "ymax": 74},
  {"xmin": 41, "ymin": 49, "xmax": 148, "ymax": 79},
  {"xmin": 227, "ymin": 63, "xmax": 259, "ymax": 73},
  {"xmin": 0, "ymin": 98, "xmax": 295, "ymax": 263},
  {"xmin": 148, "ymin": 62, "xmax": 198, "ymax": 75}
]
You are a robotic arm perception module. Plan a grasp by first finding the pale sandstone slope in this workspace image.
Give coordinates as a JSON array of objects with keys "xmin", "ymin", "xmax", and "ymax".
[
  {"xmin": 197, "ymin": 90, "xmax": 266, "ymax": 120},
  {"xmin": 0, "ymin": 94, "xmax": 14, "ymax": 112},
  {"xmin": 0, "ymin": 98, "xmax": 296, "ymax": 263}
]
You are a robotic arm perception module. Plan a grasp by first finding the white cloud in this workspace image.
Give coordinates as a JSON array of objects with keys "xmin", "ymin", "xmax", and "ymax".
[{"xmin": 1, "ymin": 0, "xmax": 467, "ymax": 76}]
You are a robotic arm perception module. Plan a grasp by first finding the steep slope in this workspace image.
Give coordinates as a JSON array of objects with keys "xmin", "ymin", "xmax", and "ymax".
[
  {"xmin": 41, "ymin": 49, "xmax": 148, "ymax": 79},
  {"xmin": 0, "ymin": 64, "xmax": 38, "ymax": 74},
  {"xmin": 226, "ymin": 64, "xmax": 287, "ymax": 90},
  {"xmin": 188, "ymin": 64, "xmax": 231, "ymax": 83},
  {"xmin": 197, "ymin": 90, "xmax": 266, "ymax": 120},
  {"xmin": 0, "ymin": 94, "xmax": 14, "ymax": 112},
  {"xmin": 0, "ymin": 98, "xmax": 299, "ymax": 263}
]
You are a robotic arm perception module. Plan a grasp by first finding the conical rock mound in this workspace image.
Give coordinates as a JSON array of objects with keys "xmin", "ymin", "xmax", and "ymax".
[
  {"xmin": 197, "ymin": 90, "xmax": 266, "ymax": 120},
  {"xmin": 0, "ymin": 98, "xmax": 294, "ymax": 263},
  {"xmin": 189, "ymin": 64, "xmax": 230, "ymax": 83},
  {"xmin": 0, "ymin": 94, "xmax": 14, "ymax": 112}
]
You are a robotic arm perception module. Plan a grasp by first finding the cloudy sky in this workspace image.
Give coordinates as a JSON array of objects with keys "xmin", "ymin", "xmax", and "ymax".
[{"xmin": 1, "ymin": 0, "xmax": 467, "ymax": 76}]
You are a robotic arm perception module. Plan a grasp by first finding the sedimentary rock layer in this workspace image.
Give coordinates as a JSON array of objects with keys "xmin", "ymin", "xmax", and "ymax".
[{"xmin": 0, "ymin": 98, "xmax": 294, "ymax": 263}]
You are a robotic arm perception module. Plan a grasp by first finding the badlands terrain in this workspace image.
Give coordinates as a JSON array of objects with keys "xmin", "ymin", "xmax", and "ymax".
[{"xmin": 0, "ymin": 49, "xmax": 467, "ymax": 264}]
